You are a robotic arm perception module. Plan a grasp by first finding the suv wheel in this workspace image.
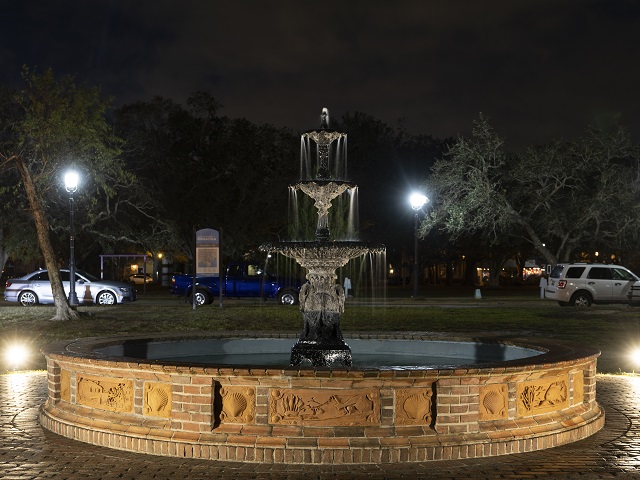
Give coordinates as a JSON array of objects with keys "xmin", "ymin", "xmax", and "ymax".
[{"xmin": 570, "ymin": 291, "xmax": 592, "ymax": 307}]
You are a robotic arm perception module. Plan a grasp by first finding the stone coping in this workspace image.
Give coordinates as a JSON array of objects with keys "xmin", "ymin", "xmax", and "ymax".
[{"xmin": 41, "ymin": 331, "xmax": 600, "ymax": 374}]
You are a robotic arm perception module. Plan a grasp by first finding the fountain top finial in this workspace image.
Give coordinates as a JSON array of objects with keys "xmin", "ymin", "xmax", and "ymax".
[{"xmin": 320, "ymin": 108, "xmax": 329, "ymax": 129}]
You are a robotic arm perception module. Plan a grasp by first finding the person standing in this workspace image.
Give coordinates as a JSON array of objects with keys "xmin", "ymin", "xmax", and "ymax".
[{"xmin": 343, "ymin": 277, "xmax": 352, "ymax": 298}]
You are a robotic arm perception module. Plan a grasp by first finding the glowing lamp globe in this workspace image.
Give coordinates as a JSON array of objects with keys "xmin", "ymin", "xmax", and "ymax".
[
  {"xmin": 409, "ymin": 192, "xmax": 428, "ymax": 211},
  {"xmin": 64, "ymin": 171, "xmax": 79, "ymax": 193}
]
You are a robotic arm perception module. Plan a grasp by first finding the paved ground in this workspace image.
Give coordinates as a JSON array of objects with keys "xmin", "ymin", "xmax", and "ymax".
[{"xmin": 1, "ymin": 372, "xmax": 640, "ymax": 479}]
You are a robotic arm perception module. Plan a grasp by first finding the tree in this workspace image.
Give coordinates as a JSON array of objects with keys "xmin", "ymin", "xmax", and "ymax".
[
  {"xmin": 0, "ymin": 168, "xmax": 37, "ymax": 274},
  {"xmin": 421, "ymin": 114, "xmax": 640, "ymax": 266},
  {"xmin": 114, "ymin": 93, "xmax": 299, "ymax": 262},
  {"xmin": 513, "ymin": 126, "xmax": 640, "ymax": 263},
  {"xmin": 0, "ymin": 68, "xmax": 146, "ymax": 320}
]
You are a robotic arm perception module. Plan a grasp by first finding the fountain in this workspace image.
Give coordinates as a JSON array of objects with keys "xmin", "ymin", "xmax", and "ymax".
[
  {"xmin": 39, "ymin": 110, "xmax": 604, "ymax": 465},
  {"xmin": 260, "ymin": 108, "xmax": 383, "ymax": 367}
]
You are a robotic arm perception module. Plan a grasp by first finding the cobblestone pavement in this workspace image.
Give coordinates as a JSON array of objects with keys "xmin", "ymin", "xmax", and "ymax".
[{"xmin": 1, "ymin": 372, "xmax": 640, "ymax": 479}]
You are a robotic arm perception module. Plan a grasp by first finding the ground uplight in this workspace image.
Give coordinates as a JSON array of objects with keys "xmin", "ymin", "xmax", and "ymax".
[
  {"xmin": 4, "ymin": 343, "xmax": 30, "ymax": 370},
  {"xmin": 630, "ymin": 347, "xmax": 640, "ymax": 370}
]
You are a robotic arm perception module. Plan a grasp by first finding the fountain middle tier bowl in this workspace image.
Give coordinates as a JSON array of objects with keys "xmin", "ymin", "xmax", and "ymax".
[{"xmin": 40, "ymin": 332, "xmax": 604, "ymax": 465}]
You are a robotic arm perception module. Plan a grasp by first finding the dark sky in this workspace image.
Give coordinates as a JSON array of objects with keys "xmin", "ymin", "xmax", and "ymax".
[{"xmin": 2, "ymin": 0, "xmax": 640, "ymax": 148}]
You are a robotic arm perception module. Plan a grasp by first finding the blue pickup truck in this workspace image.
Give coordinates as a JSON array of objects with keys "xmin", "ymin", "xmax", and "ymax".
[{"xmin": 171, "ymin": 262, "xmax": 301, "ymax": 306}]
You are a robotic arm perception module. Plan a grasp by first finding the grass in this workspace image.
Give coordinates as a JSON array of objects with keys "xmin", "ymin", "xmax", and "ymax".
[{"xmin": 2, "ymin": 285, "xmax": 640, "ymax": 374}]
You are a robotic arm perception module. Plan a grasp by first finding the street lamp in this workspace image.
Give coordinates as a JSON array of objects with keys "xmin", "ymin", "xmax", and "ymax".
[
  {"xmin": 409, "ymin": 192, "xmax": 429, "ymax": 298},
  {"xmin": 64, "ymin": 170, "xmax": 79, "ymax": 306}
]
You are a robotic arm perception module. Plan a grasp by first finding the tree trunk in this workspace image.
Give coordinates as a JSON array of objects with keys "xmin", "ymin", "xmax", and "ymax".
[
  {"xmin": 16, "ymin": 158, "xmax": 78, "ymax": 321},
  {"xmin": 0, "ymin": 226, "xmax": 8, "ymax": 276},
  {"xmin": 488, "ymin": 253, "xmax": 507, "ymax": 288},
  {"xmin": 464, "ymin": 256, "xmax": 478, "ymax": 285},
  {"xmin": 519, "ymin": 220, "xmax": 558, "ymax": 265},
  {"xmin": 445, "ymin": 259, "xmax": 453, "ymax": 286}
]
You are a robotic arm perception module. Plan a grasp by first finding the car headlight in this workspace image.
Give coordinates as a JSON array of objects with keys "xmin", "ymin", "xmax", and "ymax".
[{"xmin": 119, "ymin": 287, "xmax": 130, "ymax": 293}]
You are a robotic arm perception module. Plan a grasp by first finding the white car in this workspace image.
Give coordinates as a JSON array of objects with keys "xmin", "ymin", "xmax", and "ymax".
[
  {"xmin": 128, "ymin": 274, "xmax": 153, "ymax": 284},
  {"xmin": 4, "ymin": 269, "xmax": 137, "ymax": 306},
  {"xmin": 545, "ymin": 263, "xmax": 640, "ymax": 307}
]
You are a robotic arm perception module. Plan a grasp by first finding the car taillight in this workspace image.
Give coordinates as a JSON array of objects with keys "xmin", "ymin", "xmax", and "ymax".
[
  {"xmin": 5, "ymin": 281, "xmax": 10, "ymax": 287},
  {"xmin": 558, "ymin": 280, "xmax": 567, "ymax": 289}
]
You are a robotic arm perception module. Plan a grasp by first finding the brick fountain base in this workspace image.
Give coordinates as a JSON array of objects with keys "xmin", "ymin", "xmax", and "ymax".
[{"xmin": 40, "ymin": 333, "xmax": 604, "ymax": 464}]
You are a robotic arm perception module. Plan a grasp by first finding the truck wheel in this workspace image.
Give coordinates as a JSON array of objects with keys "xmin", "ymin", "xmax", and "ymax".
[
  {"xmin": 277, "ymin": 290, "xmax": 299, "ymax": 306},
  {"xmin": 191, "ymin": 290, "xmax": 210, "ymax": 306}
]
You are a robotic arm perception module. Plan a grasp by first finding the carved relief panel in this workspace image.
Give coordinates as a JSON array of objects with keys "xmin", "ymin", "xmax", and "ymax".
[
  {"xmin": 220, "ymin": 386, "xmax": 255, "ymax": 423},
  {"xmin": 573, "ymin": 370, "xmax": 584, "ymax": 405},
  {"xmin": 76, "ymin": 375, "xmax": 133, "ymax": 413},
  {"xmin": 270, "ymin": 388, "xmax": 379, "ymax": 426},
  {"xmin": 478, "ymin": 384, "xmax": 508, "ymax": 421},
  {"xmin": 517, "ymin": 375, "xmax": 568, "ymax": 416},
  {"xmin": 60, "ymin": 369, "xmax": 71, "ymax": 403},
  {"xmin": 395, "ymin": 387, "xmax": 433, "ymax": 426},
  {"xmin": 144, "ymin": 382, "xmax": 172, "ymax": 417}
]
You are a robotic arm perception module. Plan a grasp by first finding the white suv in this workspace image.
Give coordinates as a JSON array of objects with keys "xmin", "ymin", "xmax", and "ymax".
[{"xmin": 545, "ymin": 263, "xmax": 640, "ymax": 307}]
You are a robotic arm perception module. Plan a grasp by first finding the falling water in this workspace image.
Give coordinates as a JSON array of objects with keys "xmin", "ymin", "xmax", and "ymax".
[
  {"xmin": 346, "ymin": 187, "xmax": 359, "ymax": 240},
  {"xmin": 337, "ymin": 250, "xmax": 387, "ymax": 305},
  {"xmin": 288, "ymin": 187, "xmax": 299, "ymax": 239},
  {"xmin": 300, "ymin": 136, "xmax": 311, "ymax": 180},
  {"xmin": 289, "ymin": 184, "xmax": 358, "ymax": 242},
  {"xmin": 300, "ymin": 130, "xmax": 348, "ymax": 181},
  {"xmin": 334, "ymin": 135, "xmax": 348, "ymax": 180}
]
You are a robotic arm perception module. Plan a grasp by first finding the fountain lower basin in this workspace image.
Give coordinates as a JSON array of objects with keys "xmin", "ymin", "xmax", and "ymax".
[
  {"xmin": 40, "ymin": 332, "xmax": 603, "ymax": 464},
  {"xmin": 91, "ymin": 337, "xmax": 542, "ymax": 367}
]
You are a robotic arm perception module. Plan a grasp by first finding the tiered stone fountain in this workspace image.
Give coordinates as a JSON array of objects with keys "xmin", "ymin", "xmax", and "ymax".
[
  {"xmin": 261, "ymin": 108, "xmax": 383, "ymax": 367},
  {"xmin": 39, "ymin": 109, "xmax": 604, "ymax": 465}
]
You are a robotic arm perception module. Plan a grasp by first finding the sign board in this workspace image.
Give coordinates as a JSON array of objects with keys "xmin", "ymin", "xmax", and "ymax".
[{"xmin": 196, "ymin": 228, "xmax": 220, "ymax": 276}]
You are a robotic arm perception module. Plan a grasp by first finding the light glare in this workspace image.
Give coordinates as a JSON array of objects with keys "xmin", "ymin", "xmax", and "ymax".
[
  {"xmin": 5, "ymin": 343, "xmax": 30, "ymax": 370},
  {"xmin": 630, "ymin": 348, "xmax": 640, "ymax": 367},
  {"xmin": 409, "ymin": 192, "xmax": 429, "ymax": 211}
]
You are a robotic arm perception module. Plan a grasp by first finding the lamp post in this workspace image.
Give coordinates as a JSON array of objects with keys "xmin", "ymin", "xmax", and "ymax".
[
  {"xmin": 409, "ymin": 192, "xmax": 429, "ymax": 298},
  {"xmin": 64, "ymin": 170, "xmax": 79, "ymax": 306}
]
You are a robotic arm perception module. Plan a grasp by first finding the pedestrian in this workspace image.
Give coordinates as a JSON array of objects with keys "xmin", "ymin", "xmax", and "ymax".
[{"xmin": 343, "ymin": 277, "xmax": 352, "ymax": 298}]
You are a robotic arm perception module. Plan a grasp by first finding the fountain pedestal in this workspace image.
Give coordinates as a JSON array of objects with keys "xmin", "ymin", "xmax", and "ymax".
[
  {"xmin": 290, "ymin": 340, "xmax": 352, "ymax": 367},
  {"xmin": 290, "ymin": 270, "xmax": 351, "ymax": 366}
]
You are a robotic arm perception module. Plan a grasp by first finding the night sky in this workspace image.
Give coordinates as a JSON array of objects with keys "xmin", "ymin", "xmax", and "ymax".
[{"xmin": 2, "ymin": 0, "xmax": 640, "ymax": 148}]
